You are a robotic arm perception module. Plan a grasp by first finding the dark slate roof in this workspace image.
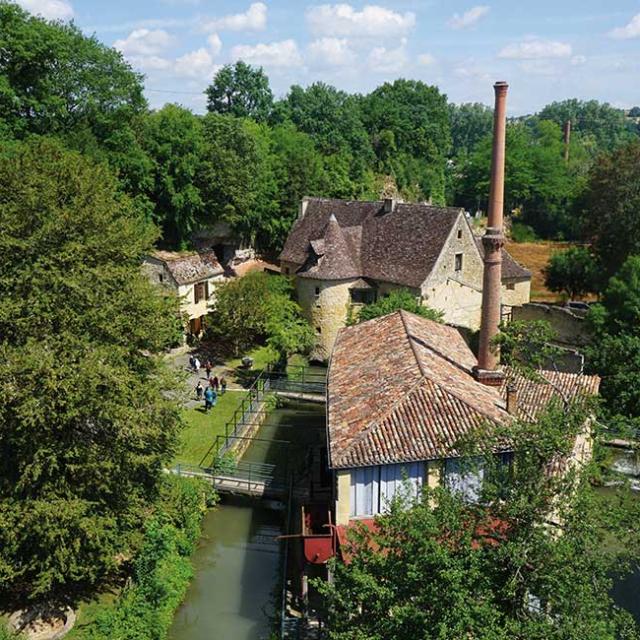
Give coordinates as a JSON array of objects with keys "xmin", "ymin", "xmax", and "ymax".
[
  {"xmin": 152, "ymin": 250, "xmax": 224, "ymax": 285},
  {"xmin": 474, "ymin": 237, "xmax": 531, "ymax": 281},
  {"xmin": 327, "ymin": 310, "xmax": 599, "ymax": 470},
  {"xmin": 280, "ymin": 198, "xmax": 464, "ymax": 287}
]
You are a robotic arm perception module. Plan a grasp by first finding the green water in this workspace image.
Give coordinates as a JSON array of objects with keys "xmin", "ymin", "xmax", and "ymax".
[
  {"xmin": 169, "ymin": 400, "xmax": 325, "ymax": 640},
  {"xmin": 168, "ymin": 497, "xmax": 281, "ymax": 640}
]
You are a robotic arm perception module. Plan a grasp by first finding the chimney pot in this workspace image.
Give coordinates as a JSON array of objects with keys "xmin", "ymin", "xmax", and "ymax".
[{"xmin": 506, "ymin": 384, "xmax": 518, "ymax": 415}]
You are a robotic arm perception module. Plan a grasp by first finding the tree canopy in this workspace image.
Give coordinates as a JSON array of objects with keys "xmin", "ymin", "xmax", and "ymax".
[
  {"xmin": 544, "ymin": 245, "xmax": 600, "ymax": 300},
  {"xmin": 0, "ymin": 138, "xmax": 184, "ymax": 600},
  {"xmin": 351, "ymin": 290, "xmax": 443, "ymax": 325}
]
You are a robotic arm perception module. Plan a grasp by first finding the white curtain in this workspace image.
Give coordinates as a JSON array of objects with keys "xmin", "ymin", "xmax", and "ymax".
[
  {"xmin": 379, "ymin": 462, "xmax": 424, "ymax": 510},
  {"xmin": 350, "ymin": 467, "xmax": 379, "ymax": 517},
  {"xmin": 444, "ymin": 457, "xmax": 484, "ymax": 502}
]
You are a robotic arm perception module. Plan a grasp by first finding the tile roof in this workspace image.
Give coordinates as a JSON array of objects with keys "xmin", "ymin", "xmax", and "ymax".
[
  {"xmin": 327, "ymin": 310, "xmax": 599, "ymax": 470},
  {"xmin": 474, "ymin": 237, "xmax": 531, "ymax": 281},
  {"xmin": 281, "ymin": 198, "xmax": 464, "ymax": 287},
  {"xmin": 281, "ymin": 197, "xmax": 530, "ymax": 287},
  {"xmin": 152, "ymin": 250, "xmax": 223, "ymax": 285}
]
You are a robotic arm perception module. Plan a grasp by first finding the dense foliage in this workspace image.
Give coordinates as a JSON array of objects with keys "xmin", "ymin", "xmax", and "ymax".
[
  {"xmin": 544, "ymin": 245, "xmax": 600, "ymax": 299},
  {"xmin": 83, "ymin": 476, "xmax": 212, "ymax": 640},
  {"xmin": 0, "ymin": 139, "xmax": 184, "ymax": 600},
  {"xmin": 317, "ymin": 402, "xmax": 640, "ymax": 640},
  {"xmin": 208, "ymin": 272, "xmax": 312, "ymax": 363},
  {"xmin": 352, "ymin": 290, "xmax": 443, "ymax": 325}
]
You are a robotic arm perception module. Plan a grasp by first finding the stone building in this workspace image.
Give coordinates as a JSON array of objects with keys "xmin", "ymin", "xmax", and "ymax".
[
  {"xmin": 279, "ymin": 197, "xmax": 531, "ymax": 360},
  {"xmin": 327, "ymin": 309, "xmax": 599, "ymax": 526},
  {"xmin": 142, "ymin": 250, "xmax": 225, "ymax": 337}
]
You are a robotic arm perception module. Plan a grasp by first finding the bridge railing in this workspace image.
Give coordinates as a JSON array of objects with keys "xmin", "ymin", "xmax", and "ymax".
[{"xmin": 265, "ymin": 364, "xmax": 327, "ymax": 395}]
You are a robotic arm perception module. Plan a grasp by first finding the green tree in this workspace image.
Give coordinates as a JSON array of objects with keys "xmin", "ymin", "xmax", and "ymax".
[
  {"xmin": 449, "ymin": 102, "xmax": 494, "ymax": 155},
  {"xmin": 317, "ymin": 402, "xmax": 640, "ymax": 640},
  {"xmin": 205, "ymin": 61, "xmax": 273, "ymax": 121},
  {"xmin": 208, "ymin": 272, "xmax": 312, "ymax": 359},
  {"xmin": 544, "ymin": 245, "xmax": 600, "ymax": 299},
  {"xmin": 0, "ymin": 3, "xmax": 151, "ymax": 199},
  {"xmin": 143, "ymin": 104, "xmax": 206, "ymax": 248},
  {"xmin": 352, "ymin": 290, "xmax": 443, "ymax": 325},
  {"xmin": 0, "ymin": 139, "xmax": 183, "ymax": 600},
  {"xmin": 361, "ymin": 79, "xmax": 451, "ymax": 203},
  {"xmin": 578, "ymin": 141, "xmax": 640, "ymax": 277},
  {"xmin": 538, "ymin": 98, "xmax": 637, "ymax": 151}
]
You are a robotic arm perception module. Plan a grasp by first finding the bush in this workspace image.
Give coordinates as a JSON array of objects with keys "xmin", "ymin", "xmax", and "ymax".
[
  {"xmin": 351, "ymin": 290, "xmax": 443, "ymax": 325},
  {"xmin": 510, "ymin": 222, "xmax": 538, "ymax": 243},
  {"xmin": 83, "ymin": 476, "xmax": 213, "ymax": 640},
  {"xmin": 544, "ymin": 245, "xmax": 600, "ymax": 299}
]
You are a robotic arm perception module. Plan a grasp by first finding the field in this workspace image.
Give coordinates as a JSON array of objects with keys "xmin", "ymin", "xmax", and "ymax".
[{"xmin": 505, "ymin": 240, "xmax": 571, "ymax": 302}]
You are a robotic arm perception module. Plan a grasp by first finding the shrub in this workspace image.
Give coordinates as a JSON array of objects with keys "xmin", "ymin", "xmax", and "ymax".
[
  {"xmin": 83, "ymin": 476, "xmax": 212, "ymax": 640},
  {"xmin": 510, "ymin": 222, "xmax": 538, "ymax": 243}
]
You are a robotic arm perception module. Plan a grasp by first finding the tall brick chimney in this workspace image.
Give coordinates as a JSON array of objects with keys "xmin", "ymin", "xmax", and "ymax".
[
  {"xmin": 563, "ymin": 120, "xmax": 571, "ymax": 163},
  {"xmin": 474, "ymin": 81, "xmax": 508, "ymax": 386}
]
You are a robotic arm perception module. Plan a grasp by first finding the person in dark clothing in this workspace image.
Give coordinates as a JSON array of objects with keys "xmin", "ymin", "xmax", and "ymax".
[
  {"xmin": 220, "ymin": 377, "xmax": 227, "ymax": 394},
  {"xmin": 211, "ymin": 375, "xmax": 219, "ymax": 392},
  {"xmin": 205, "ymin": 360, "xmax": 212, "ymax": 379},
  {"xmin": 195, "ymin": 381, "xmax": 203, "ymax": 400}
]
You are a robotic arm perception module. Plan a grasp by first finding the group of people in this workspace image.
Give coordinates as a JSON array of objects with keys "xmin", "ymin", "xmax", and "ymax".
[{"xmin": 191, "ymin": 354, "xmax": 227, "ymax": 412}]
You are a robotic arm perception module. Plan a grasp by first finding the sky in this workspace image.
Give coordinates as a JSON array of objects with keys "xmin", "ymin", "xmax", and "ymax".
[{"xmin": 14, "ymin": 0, "xmax": 640, "ymax": 115}]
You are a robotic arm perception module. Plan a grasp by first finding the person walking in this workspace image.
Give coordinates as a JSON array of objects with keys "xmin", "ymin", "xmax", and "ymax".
[
  {"xmin": 195, "ymin": 381, "xmax": 203, "ymax": 400},
  {"xmin": 204, "ymin": 386, "xmax": 214, "ymax": 412},
  {"xmin": 220, "ymin": 377, "xmax": 227, "ymax": 395},
  {"xmin": 205, "ymin": 360, "xmax": 212, "ymax": 379},
  {"xmin": 211, "ymin": 375, "xmax": 219, "ymax": 392},
  {"xmin": 189, "ymin": 354, "xmax": 195, "ymax": 371},
  {"xmin": 194, "ymin": 356, "xmax": 201, "ymax": 373}
]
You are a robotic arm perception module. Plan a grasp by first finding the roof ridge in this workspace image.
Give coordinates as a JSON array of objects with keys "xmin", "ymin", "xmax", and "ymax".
[{"xmin": 399, "ymin": 309, "xmax": 428, "ymax": 377}]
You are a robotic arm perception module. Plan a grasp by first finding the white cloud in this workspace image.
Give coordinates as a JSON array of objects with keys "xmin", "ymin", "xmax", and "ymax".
[
  {"xmin": 498, "ymin": 38, "xmax": 572, "ymax": 59},
  {"xmin": 609, "ymin": 13, "xmax": 640, "ymax": 39},
  {"xmin": 207, "ymin": 33, "xmax": 222, "ymax": 56},
  {"xmin": 417, "ymin": 53, "xmax": 436, "ymax": 66},
  {"xmin": 129, "ymin": 55, "xmax": 172, "ymax": 71},
  {"xmin": 16, "ymin": 0, "xmax": 73, "ymax": 20},
  {"xmin": 308, "ymin": 37, "xmax": 356, "ymax": 66},
  {"xmin": 232, "ymin": 39, "xmax": 303, "ymax": 67},
  {"xmin": 203, "ymin": 2, "xmax": 266, "ymax": 32},
  {"xmin": 306, "ymin": 4, "xmax": 415, "ymax": 37},
  {"xmin": 113, "ymin": 29, "xmax": 174, "ymax": 56},
  {"xmin": 174, "ymin": 48, "xmax": 218, "ymax": 78},
  {"xmin": 368, "ymin": 39, "xmax": 408, "ymax": 73},
  {"xmin": 448, "ymin": 5, "xmax": 489, "ymax": 29}
]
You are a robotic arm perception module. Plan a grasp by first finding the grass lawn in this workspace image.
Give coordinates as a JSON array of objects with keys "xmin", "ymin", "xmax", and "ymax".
[
  {"xmin": 175, "ymin": 392, "xmax": 242, "ymax": 466},
  {"xmin": 64, "ymin": 590, "xmax": 120, "ymax": 639}
]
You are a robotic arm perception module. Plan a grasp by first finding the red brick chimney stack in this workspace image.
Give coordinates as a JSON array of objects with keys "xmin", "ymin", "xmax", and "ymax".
[
  {"xmin": 563, "ymin": 120, "xmax": 571, "ymax": 163},
  {"xmin": 474, "ymin": 81, "xmax": 508, "ymax": 386}
]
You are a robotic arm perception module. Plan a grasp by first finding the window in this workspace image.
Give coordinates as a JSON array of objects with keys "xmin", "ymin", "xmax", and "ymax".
[
  {"xmin": 158, "ymin": 273, "xmax": 164, "ymax": 283},
  {"xmin": 350, "ymin": 464, "xmax": 424, "ymax": 517},
  {"xmin": 444, "ymin": 458, "xmax": 484, "ymax": 502},
  {"xmin": 316, "ymin": 326, "xmax": 322, "ymax": 334},
  {"xmin": 350, "ymin": 289, "xmax": 376, "ymax": 304},
  {"xmin": 194, "ymin": 282, "xmax": 208, "ymax": 304},
  {"xmin": 454, "ymin": 253, "xmax": 463, "ymax": 272},
  {"xmin": 506, "ymin": 282, "xmax": 515, "ymax": 291},
  {"xmin": 315, "ymin": 286, "xmax": 321, "ymax": 296},
  {"xmin": 457, "ymin": 229, "xmax": 462, "ymax": 239}
]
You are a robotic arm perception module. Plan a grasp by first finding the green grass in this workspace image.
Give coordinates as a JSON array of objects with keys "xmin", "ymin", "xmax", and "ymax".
[
  {"xmin": 65, "ymin": 590, "xmax": 120, "ymax": 639},
  {"xmin": 175, "ymin": 393, "xmax": 242, "ymax": 466},
  {"xmin": 226, "ymin": 345, "xmax": 278, "ymax": 373}
]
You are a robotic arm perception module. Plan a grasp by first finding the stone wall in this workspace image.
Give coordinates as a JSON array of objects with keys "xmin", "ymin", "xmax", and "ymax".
[
  {"xmin": 296, "ymin": 276, "xmax": 357, "ymax": 361},
  {"xmin": 502, "ymin": 279, "xmax": 531, "ymax": 308},
  {"xmin": 512, "ymin": 302, "xmax": 591, "ymax": 347}
]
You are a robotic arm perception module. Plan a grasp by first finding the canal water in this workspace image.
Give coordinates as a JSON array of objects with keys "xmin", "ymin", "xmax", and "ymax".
[{"xmin": 169, "ymin": 400, "xmax": 326, "ymax": 640}]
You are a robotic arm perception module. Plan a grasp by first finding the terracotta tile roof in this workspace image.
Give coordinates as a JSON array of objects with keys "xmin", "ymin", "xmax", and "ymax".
[
  {"xmin": 474, "ymin": 237, "xmax": 531, "ymax": 281},
  {"xmin": 280, "ymin": 198, "xmax": 464, "ymax": 287},
  {"xmin": 327, "ymin": 310, "xmax": 599, "ymax": 470},
  {"xmin": 152, "ymin": 250, "xmax": 223, "ymax": 285}
]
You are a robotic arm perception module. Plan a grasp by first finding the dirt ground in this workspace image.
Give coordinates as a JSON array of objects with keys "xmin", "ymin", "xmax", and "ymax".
[{"xmin": 505, "ymin": 240, "xmax": 571, "ymax": 302}]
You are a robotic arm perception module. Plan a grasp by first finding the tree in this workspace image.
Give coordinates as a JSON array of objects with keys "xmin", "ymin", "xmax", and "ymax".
[
  {"xmin": 578, "ymin": 141, "xmax": 640, "ymax": 277},
  {"xmin": 449, "ymin": 102, "xmax": 494, "ymax": 155},
  {"xmin": 208, "ymin": 272, "xmax": 312, "ymax": 359},
  {"xmin": 361, "ymin": 80, "xmax": 451, "ymax": 203},
  {"xmin": 544, "ymin": 246, "xmax": 600, "ymax": 299},
  {"xmin": 0, "ymin": 139, "xmax": 184, "ymax": 600},
  {"xmin": 352, "ymin": 290, "xmax": 443, "ymax": 325},
  {"xmin": 0, "ymin": 3, "xmax": 152, "ymax": 199},
  {"xmin": 317, "ymin": 402, "xmax": 640, "ymax": 640},
  {"xmin": 143, "ymin": 104, "xmax": 206, "ymax": 248},
  {"xmin": 205, "ymin": 61, "xmax": 273, "ymax": 121},
  {"xmin": 587, "ymin": 256, "xmax": 640, "ymax": 419},
  {"xmin": 538, "ymin": 99, "xmax": 637, "ymax": 152}
]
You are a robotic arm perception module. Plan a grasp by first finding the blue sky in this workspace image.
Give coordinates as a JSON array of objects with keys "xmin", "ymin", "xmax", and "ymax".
[{"xmin": 15, "ymin": 0, "xmax": 640, "ymax": 114}]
